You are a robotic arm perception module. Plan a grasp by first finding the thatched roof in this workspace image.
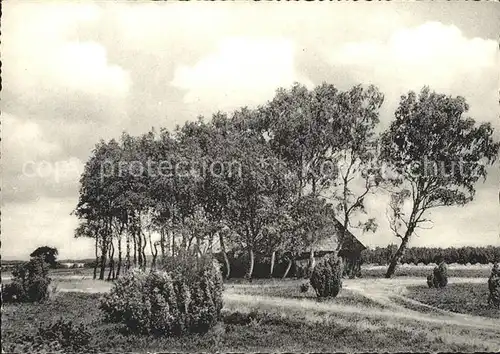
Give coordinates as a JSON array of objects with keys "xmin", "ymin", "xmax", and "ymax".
[
  {"xmin": 211, "ymin": 217, "xmax": 366, "ymax": 257},
  {"xmin": 296, "ymin": 218, "xmax": 366, "ymax": 260}
]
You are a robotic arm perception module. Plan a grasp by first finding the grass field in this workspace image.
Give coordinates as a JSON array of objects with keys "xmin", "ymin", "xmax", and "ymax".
[
  {"xmin": 2, "ymin": 270, "xmax": 500, "ymax": 352},
  {"xmin": 2, "ymin": 264, "xmax": 498, "ymax": 352},
  {"xmin": 361, "ymin": 264, "xmax": 492, "ymax": 278},
  {"xmin": 405, "ymin": 283, "xmax": 500, "ymax": 319},
  {"xmin": 2, "ymin": 289, "xmax": 497, "ymax": 353}
]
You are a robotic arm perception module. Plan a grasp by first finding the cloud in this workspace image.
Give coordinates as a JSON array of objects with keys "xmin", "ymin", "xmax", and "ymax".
[
  {"xmin": 171, "ymin": 37, "xmax": 313, "ymax": 114},
  {"xmin": 1, "ymin": 2, "xmax": 131, "ymax": 204},
  {"xmin": 1, "ymin": 197, "xmax": 92, "ymax": 261},
  {"xmin": 2, "ymin": 113, "xmax": 62, "ymax": 164},
  {"xmin": 326, "ymin": 22, "xmax": 499, "ymax": 129},
  {"xmin": 3, "ymin": 2, "xmax": 131, "ymax": 120},
  {"xmin": 2, "ymin": 113, "xmax": 86, "ymax": 205}
]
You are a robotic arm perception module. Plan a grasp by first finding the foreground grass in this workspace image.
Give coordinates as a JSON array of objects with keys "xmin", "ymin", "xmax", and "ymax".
[
  {"xmin": 405, "ymin": 283, "xmax": 500, "ymax": 319},
  {"xmin": 2, "ymin": 291, "xmax": 497, "ymax": 352}
]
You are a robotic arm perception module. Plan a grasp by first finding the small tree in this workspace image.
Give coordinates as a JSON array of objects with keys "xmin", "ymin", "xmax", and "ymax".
[
  {"xmin": 30, "ymin": 246, "xmax": 59, "ymax": 268},
  {"xmin": 488, "ymin": 262, "xmax": 500, "ymax": 308},
  {"xmin": 381, "ymin": 87, "xmax": 499, "ymax": 278},
  {"xmin": 2, "ymin": 257, "xmax": 52, "ymax": 303},
  {"xmin": 99, "ymin": 253, "xmax": 223, "ymax": 335},
  {"xmin": 310, "ymin": 253, "xmax": 343, "ymax": 298}
]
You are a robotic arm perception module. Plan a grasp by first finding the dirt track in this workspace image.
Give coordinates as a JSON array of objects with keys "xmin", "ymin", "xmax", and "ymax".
[
  {"xmin": 223, "ymin": 277, "xmax": 499, "ymax": 330},
  {"xmin": 223, "ymin": 277, "xmax": 500, "ymax": 350}
]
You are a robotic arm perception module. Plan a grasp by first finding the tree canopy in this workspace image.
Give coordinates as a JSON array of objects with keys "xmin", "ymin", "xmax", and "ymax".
[
  {"xmin": 381, "ymin": 87, "xmax": 499, "ymax": 277},
  {"xmin": 73, "ymin": 83, "xmax": 499, "ymax": 280},
  {"xmin": 30, "ymin": 246, "xmax": 59, "ymax": 268}
]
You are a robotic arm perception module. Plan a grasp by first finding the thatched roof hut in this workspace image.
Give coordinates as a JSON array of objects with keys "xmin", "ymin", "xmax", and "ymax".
[{"xmin": 296, "ymin": 218, "xmax": 366, "ymax": 261}]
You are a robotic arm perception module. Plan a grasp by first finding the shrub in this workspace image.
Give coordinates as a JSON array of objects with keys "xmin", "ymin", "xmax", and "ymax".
[
  {"xmin": 488, "ymin": 263, "xmax": 500, "ymax": 308},
  {"xmin": 433, "ymin": 261, "xmax": 448, "ymax": 288},
  {"xmin": 2, "ymin": 257, "xmax": 52, "ymax": 303},
  {"xmin": 300, "ymin": 282, "xmax": 309, "ymax": 293},
  {"xmin": 100, "ymin": 253, "xmax": 223, "ymax": 336},
  {"xmin": 36, "ymin": 318, "xmax": 92, "ymax": 352},
  {"xmin": 2, "ymin": 281, "xmax": 26, "ymax": 303},
  {"xmin": 309, "ymin": 253, "xmax": 343, "ymax": 298},
  {"xmin": 426, "ymin": 274, "xmax": 434, "ymax": 288},
  {"xmin": 1, "ymin": 319, "xmax": 92, "ymax": 353},
  {"xmin": 427, "ymin": 261, "xmax": 448, "ymax": 288}
]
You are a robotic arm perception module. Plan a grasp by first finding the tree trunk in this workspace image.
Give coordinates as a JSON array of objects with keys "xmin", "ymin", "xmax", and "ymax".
[
  {"xmin": 182, "ymin": 231, "xmax": 188, "ymax": 253},
  {"xmin": 282, "ymin": 258, "xmax": 293, "ymax": 279},
  {"xmin": 269, "ymin": 251, "xmax": 276, "ymax": 278},
  {"xmin": 116, "ymin": 236, "xmax": 122, "ymax": 278},
  {"xmin": 99, "ymin": 237, "xmax": 108, "ymax": 281},
  {"xmin": 160, "ymin": 228, "xmax": 166, "ymax": 259},
  {"xmin": 165, "ymin": 229, "xmax": 170, "ymax": 257},
  {"xmin": 126, "ymin": 232, "xmax": 131, "ymax": 270},
  {"xmin": 208, "ymin": 232, "xmax": 214, "ymax": 253},
  {"xmin": 196, "ymin": 235, "xmax": 202, "ymax": 256},
  {"xmin": 246, "ymin": 248, "xmax": 255, "ymax": 281},
  {"xmin": 308, "ymin": 249, "xmax": 316, "ymax": 276},
  {"xmin": 148, "ymin": 232, "xmax": 154, "ymax": 267},
  {"xmin": 93, "ymin": 236, "xmax": 98, "ymax": 280},
  {"xmin": 133, "ymin": 232, "xmax": 137, "ymax": 267},
  {"xmin": 172, "ymin": 230, "xmax": 176, "ymax": 257},
  {"xmin": 151, "ymin": 243, "xmax": 158, "ymax": 270},
  {"xmin": 137, "ymin": 229, "xmax": 143, "ymax": 268},
  {"xmin": 107, "ymin": 241, "xmax": 115, "ymax": 281},
  {"xmin": 385, "ymin": 233, "xmax": 411, "ymax": 278},
  {"xmin": 219, "ymin": 232, "xmax": 230, "ymax": 279},
  {"xmin": 141, "ymin": 232, "xmax": 147, "ymax": 271}
]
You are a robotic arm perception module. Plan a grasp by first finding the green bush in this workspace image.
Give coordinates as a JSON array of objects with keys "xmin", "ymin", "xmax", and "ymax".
[
  {"xmin": 488, "ymin": 263, "xmax": 500, "ymax": 308},
  {"xmin": 1, "ymin": 319, "xmax": 92, "ymax": 353},
  {"xmin": 309, "ymin": 254, "xmax": 343, "ymax": 298},
  {"xmin": 2, "ymin": 281, "xmax": 26, "ymax": 303},
  {"xmin": 428, "ymin": 261, "xmax": 448, "ymax": 288},
  {"xmin": 1, "ymin": 257, "xmax": 52, "ymax": 303},
  {"xmin": 99, "ymin": 253, "xmax": 223, "ymax": 336},
  {"xmin": 426, "ymin": 274, "xmax": 434, "ymax": 288},
  {"xmin": 299, "ymin": 282, "xmax": 309, "ymax": 293},
  {"xmin": 37, "ymin": 318, "xmax": 92, "ymax": 352}
]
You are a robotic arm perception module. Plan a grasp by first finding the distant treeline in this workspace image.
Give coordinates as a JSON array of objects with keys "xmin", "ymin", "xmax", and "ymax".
[{"xmin": 362, "ymin": 245, "xmax": 500, "ymax": 265}]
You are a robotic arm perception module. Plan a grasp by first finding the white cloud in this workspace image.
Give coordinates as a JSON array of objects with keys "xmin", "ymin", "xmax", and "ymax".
[
  {"xmin": 3, "ymin": 2, "xmax": 130, "ymax": 102},
  {"xmin": 2, "ymin": 113, "xmax": 85, "ymax": 204},
  {"xmin": 51, "ymin": 42, "xmax": 130, "ymax": 97},
  {"xmin": 1, "ymin": 197, "xmax": 93, "ymax": 261},
  {"xmin": 171, "ymin": 37, "xmax": 313, "ymax": 113},
  {"xmin": 2, "ymin": 113, "xmax": 61, "ymax": 165},
  {"xmin": 328, "ymin": 21, "xmax": 499, "ymax": 127}
]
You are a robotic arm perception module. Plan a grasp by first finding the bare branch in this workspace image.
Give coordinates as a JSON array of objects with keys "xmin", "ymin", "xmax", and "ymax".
[{"xmin": 416, "ymin": 218, "xmax": 434, "ymax": 230}]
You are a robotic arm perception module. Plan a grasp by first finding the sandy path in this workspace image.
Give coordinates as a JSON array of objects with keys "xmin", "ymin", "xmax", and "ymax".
[
  {"xmin": 343, "ymin": 277, "xmax": 498, "ymax": 330},
  {"xmin": 224, "ymin": 277, "xmax": 500, "ymax": 350},
  {"xmin": 223, "ymin": 292, "xmax": 497, "ymax": 328}
]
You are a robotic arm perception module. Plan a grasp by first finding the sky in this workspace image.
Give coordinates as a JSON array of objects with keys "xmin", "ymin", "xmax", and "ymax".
[{"xmin": 2, "ymin": 1, "xmax": 500, "ymax": 260}]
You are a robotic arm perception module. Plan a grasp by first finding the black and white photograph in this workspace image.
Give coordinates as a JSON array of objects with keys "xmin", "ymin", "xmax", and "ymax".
[{"xmin": 1, "ymin": 1, "xmax": 500, "ymax": 352}]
